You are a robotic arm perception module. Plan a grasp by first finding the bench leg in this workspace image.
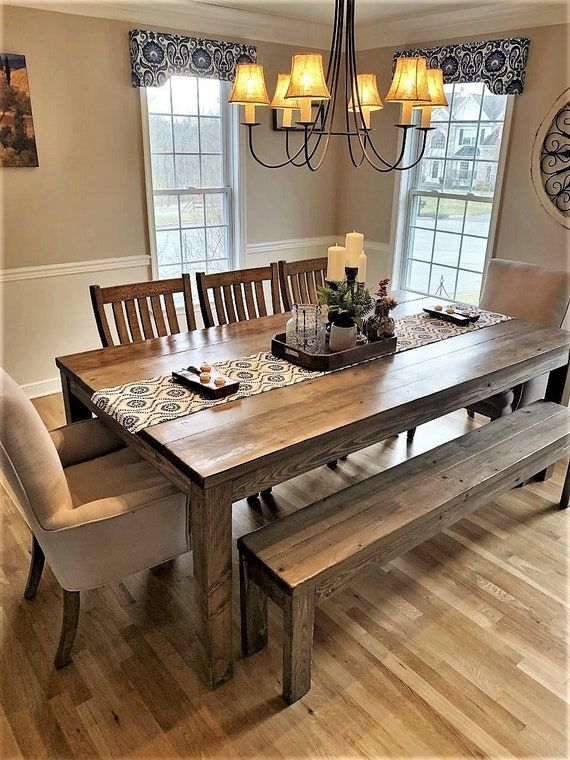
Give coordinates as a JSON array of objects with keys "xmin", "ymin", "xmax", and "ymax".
[
  {"xmin": 239, "ymin": 554, "xmax": 268, "ymax": 656},
  {"xmin": 283, "ymin": 591, "xmax": 315, "ymax": 705},
  {"xmin": 407, "ymin": 427, "xmax": 416, "ymax": 442},
  {"xmin": 560, "ymin": 461, "xmax": 570, "ymax": 510}
]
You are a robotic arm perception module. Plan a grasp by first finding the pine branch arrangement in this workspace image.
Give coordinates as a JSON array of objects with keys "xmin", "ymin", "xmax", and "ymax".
[{"xmin": 317, "ymin": 280, "xmax": 375, "ymax": 328}]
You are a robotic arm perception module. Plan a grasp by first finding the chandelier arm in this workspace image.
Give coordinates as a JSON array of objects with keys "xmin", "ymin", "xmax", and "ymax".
[
  {"xmin": 343, "ymin": 1, "xmax": 367, "ymax": 168},
  {"xmin": 246, "ymin": 124, "xmax": 309, "ymax": 169},
  {"xmin": 394, "ymin": 127, "xmax": 431, "ymax": 170}
]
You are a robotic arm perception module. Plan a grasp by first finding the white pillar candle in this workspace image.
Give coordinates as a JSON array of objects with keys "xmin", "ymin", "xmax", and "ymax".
[
  {"xmin": 345, "ymin": 231, "xmax": 364, "ymax": 267},
  {"xmin": 357, "ymin": 249, "xmax": 367, "ymax": 283},
  {"xmin": 327, "ymin": 245, "xmax": 346, "ymax": 281}
]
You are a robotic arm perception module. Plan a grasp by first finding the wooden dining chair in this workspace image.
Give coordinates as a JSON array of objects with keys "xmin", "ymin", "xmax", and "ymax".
[
  {"xmin": 89, "ymin": 275, "xmax": 196, "ymax": 347},
  {"xmin": 279, "ymin": 257, "xmax": 328, "ymax": 311},
  {"xmin": 196, "ymin": 264, "xmax": 282, "ymax": 328}
]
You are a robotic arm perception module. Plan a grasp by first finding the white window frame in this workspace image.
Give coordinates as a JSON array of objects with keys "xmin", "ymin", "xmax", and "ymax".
[
  {"xmin": 140, "ymin": 78, "xmax": 245, "ymax": 299},
  {"xmin": 390, "ymin": 88, "xmax": 514, "ymax": 302}
]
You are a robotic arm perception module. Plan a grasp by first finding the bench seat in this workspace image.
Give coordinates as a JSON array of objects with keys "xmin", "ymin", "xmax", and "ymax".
[{"xmin": 238, "ymin": 400, "xmax": 570, "ymax": 704}]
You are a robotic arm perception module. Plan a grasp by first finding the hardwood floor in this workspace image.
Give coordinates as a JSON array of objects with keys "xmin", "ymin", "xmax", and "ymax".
[{"xmin": 1, "ymin": 394, "xmax": 567, "ymax": 759}]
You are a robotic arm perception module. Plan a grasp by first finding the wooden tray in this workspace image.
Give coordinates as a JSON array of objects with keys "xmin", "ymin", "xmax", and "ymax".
[
  {"xmin": 423, "ymin": 307, "xmax": 480, "ymax": 326},
  {"xmin": 171, "ymin": 366, "xmax": 239, "ymax": 399},
  {"xmin": 271, "ymin": 333, "xmax": 397, "ymax": 372}
]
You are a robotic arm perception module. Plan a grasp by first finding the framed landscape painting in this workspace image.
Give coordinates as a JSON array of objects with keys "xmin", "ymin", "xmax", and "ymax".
[{"xmin": 0, "ymin": 53, "xmax": 38, "ymax": 167}]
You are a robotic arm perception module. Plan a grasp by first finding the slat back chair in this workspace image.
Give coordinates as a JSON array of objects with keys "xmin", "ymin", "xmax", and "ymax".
[
  {"xmin": 89, "ymin": 275, "xmax": 196, "ymax": 347},
  {"xmin": 196, "ymin": 264, "xmax": 282, "ymax": 328},
  {"xmin": 279, "ymin": 257, "xmax": 327, "ymax": 311}
]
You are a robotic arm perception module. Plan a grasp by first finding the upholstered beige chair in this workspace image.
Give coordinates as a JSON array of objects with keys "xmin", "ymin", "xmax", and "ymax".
[
  {"xmin": 467, "ymin": 258, "xmax": 570, "ymax": 419},
  {"xmin": 0, "ymin": 369, "xmax": 191, "ymax": 668}
]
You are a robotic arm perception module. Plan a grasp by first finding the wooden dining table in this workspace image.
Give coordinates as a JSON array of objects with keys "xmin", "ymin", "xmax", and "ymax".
[{"xmin": 56, "ymin": 294, "xmax": 570, "ymax": 690}]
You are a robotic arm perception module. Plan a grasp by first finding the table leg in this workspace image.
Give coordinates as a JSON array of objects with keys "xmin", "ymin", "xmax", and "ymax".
[
  {"xmin": 190, "ymin": 482, "xmax": 233, "ymax": 690},
  {"xmin": 61, "ymin": 372, "xmax": 92, "ymax": 424},
  {"xmin": 534, "ymin": 359, "xmax": 569, "ymax": 482}
]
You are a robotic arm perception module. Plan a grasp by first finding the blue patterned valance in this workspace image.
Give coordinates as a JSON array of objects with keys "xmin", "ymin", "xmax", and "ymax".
[
  {"xmin": 129, "ymin": 29, "xmax": 256, "ymax": 87},
  {"xmin": 394, "ymin": 37, "xmax": 530, "ymax": 95}
]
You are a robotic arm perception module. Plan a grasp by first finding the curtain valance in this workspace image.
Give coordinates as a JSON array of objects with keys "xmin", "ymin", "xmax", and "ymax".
[
  {"xmin": 129, "ymin": 29, "xmax": 256, "ymax": 87},
  {"xmin": 394, "ymin": 37, "xmax": 530, "ymax": 95}
]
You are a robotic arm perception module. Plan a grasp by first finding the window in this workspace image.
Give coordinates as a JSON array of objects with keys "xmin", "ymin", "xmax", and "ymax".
[
  {"xmin": 143, "ymin": 75, "xmax": 239, "ymax": 290},
  {"xmin": 396, "ymin": 82, "xmax": 510, "ymax": 304}
]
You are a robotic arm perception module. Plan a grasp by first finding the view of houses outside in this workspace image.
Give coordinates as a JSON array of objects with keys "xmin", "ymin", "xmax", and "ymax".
[{"xmin": 403, "ymin": 82, "xmax": 508, "ymax": 304}]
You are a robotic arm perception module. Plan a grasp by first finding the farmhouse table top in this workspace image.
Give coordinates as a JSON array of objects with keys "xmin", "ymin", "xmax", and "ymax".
[{"xmin": 56, "ymin": 293, "xmax": 570, "ymax": 691}]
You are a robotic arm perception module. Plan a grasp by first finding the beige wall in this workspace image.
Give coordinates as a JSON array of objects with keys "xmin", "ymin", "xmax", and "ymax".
[
  {"xmin": 339, "ymin": 23, "xmax": 570, "ymax": 274},
  {"xmin": 1, "ymin": 5, "xmax": 568, "ymax": 391}
]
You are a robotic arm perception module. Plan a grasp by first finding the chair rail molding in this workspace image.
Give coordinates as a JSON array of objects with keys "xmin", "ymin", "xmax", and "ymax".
[
  {"xmin": 0, "ymin": 255, "xmax": 152, "ymax": 283},
  {"xmin": 246, "ymin": 236, "xmax": 389, "ymax": 257}
]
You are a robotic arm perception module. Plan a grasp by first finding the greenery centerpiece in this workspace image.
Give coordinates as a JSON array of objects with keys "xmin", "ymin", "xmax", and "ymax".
[
  {"xmin": 317, "ymin": 279, "xmax": 375, "ymax": 329},
  {"xmin": 317, "ymin": 279, "xmax": 375, "ymax": 351}
]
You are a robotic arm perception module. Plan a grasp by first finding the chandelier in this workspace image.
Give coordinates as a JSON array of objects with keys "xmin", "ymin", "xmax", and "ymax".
[{"xmin": 228, "ymin": 0, "xmax": 447, "ymax": 172}]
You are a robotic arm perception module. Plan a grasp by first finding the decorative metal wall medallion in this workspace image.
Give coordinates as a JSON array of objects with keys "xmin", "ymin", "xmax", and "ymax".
[{"xmin": 531, "ymin": 88, "xmax": 570, "ymax": 229}]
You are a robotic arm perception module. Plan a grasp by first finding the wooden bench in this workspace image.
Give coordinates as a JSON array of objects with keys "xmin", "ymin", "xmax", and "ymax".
[{"xmin": 238, "ymin": 400, "xmax": 570, "ymax": 704}]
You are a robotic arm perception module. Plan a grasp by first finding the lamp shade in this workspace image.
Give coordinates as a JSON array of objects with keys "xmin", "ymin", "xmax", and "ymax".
[
  {"xmin": 286, "ymin": 54, "xmax": 331, "ymax": 100},
  {"xmin": 425, "ymin": 68, "xmax": 448, "ymax": 106},
  {"xmin": 229, "ymin": 63, "xmax": 270, "ymax": 105},
  {"xmin": 270, "ymin": 73, "xmax": 299, "ymax": 109},
  {"xmin": 385, "ymin": 57, "xmax": 430, "ymax": 103},
  {"xmin": 348, "ymin": 73, "xmax": 383, "ymax": 111}
]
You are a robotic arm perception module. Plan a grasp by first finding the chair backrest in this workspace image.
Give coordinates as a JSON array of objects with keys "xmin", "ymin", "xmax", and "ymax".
[
  {"xmin": 0, "ymin": 368, "xmax": 72, "ymax": 529},
  {"xmin": 480, "ymin": 258, "xmax": 570, "ymax": 328},
  {"xmin": 279, "ymin": 258, "xmax": 328, "ymax": 312},
  {"xmin": 89, "ymin": 275, "xmax": 196, "ymax": 348},
  {"xmin": 196, "ymin": 264, "xmax": 282, "ymax": 328}
]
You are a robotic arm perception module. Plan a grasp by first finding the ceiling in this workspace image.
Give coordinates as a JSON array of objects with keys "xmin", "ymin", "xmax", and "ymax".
[
  {"xmin": 193, "ymin": 0, "xmax": 486, "ymax": 26},
  {"xmin": 7, "ymin": 0, "xmax": 568, "ymax": 48}
]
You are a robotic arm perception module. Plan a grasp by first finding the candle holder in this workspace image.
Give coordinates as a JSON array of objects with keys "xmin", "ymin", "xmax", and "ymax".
[{"xmin": 345, "ymin": 266, "xmax": 358, "ymax": 287}]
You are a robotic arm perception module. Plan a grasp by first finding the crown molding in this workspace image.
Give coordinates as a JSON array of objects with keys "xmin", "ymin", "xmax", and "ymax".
[
  {"xmin": 357, "ymin": 2, "xmax": 568, "ymax": 50},
  {"xmin": 3, "ymin": 1, "xmax": 332, "ymax": 48}
]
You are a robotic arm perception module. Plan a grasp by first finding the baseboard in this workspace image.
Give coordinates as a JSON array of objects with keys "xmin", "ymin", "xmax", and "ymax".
[{"xmin": 22, "ymin": 377, "xmax": 62, "ymax": 399}]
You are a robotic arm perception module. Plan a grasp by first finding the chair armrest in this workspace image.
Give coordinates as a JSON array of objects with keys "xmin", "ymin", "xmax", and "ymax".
[{"xmin": 50, "ymin": 418, "xmax": 124, "ymax": 468}]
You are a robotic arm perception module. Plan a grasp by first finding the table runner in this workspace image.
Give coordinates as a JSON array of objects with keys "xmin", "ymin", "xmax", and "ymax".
[{"xmin": 92, "ymin": 309, "xmax": 510, "ymax": 433}]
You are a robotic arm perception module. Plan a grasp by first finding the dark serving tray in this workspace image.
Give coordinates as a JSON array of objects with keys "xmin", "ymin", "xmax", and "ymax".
[
  {"xmin": 423, "ymin": 307, "xmax": 480, "ymax": 326},
  {"xmin": 271, "ymin": 333, "xmax": 397, "ymax": 372},
  {"xmin": 171, "ymin": 366, "xmax": 239, "ymax": 399}
]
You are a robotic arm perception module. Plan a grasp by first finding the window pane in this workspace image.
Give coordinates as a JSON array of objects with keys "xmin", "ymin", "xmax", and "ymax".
[
  {"xmin": 418, "ymin": 159, "xmax": 443, "ymax": 190},
  {"xmin": 472, "ymin": 162, "xmax": 498, "ymax": 196},
  {"xmin": 407, "ymin": 259, "xmax": 430, "ymax": 292},
  {"xmin": 481, "ymin": 91, "xmax": 506, "ymax": 122},
  {"xmin": 464, "ymin": 202, "xmax": 491, "ymax": 237},
  {"xmin": 158, "ymin": 264, "xmax": 183, "ymax": 280},
  {"xmin": 207, "ymin": 258, "xmax": 230, "ymax": 274},
  {"xmin": 154, "ymin": 195, "xmax": 179, "ymax": 229},
  {"xmin": 459, "ymin": 235, "xmax": 487, "ymax": 272},
  {"xmin": 173, "ymin": 116, "xmax": 199, "ymax": 153},
  {"xmin": 429, "ymin": 264, "xmax": 457, "ymax": 299},
  {"xmin": 450, "ymin": 83, "xmax": 484, "ymax": 121},
  {"xmin": 155, "ymin": 230, "xmax": 181, "ymax": 265},
  {"xmin": 175, "ymin": 154, "xmax": 200, "ymax": 188},
  {"xmin": 414, "ymin": 195, "xmax": 437, "ymax": 228},
  {"xmin": 149, "ymin": 115, "xmax": 173, "ymax": 153},
  {"xmin": 147, "ymin": 82, "xmax": 171, "ymax": 114},
  {"xmin": 443, "ymin": 160, "xmax": 474, "ymax": 193},
  {"xmin": 201, "ymin": 155, "xmax": 223, "ymax": 187},
  {"xmin": 425, "ymin": 125, "xmax": 448, "ymax": 157},
  {"xmin": 151, "ymin": 154, "xmax": 175, "ymax": 189},
  {"xmin": 476, "ymin": 124, "xmax": 501, "ymax": 162},
  {"xmin": 433, "ymin": 231, "xmax": 461, "ymax": 268},
  {"xmin": 205, "ymin": 194, "xmax": 225, "ymax": 226},
  {"xmin": 182, "ymin": 228, "xmax": 206, "ymax": 262},
  {"xmin": 206, "ymin": 227, "xmax": 228, "ymax": 260},
  {"xmin": 200, "ymin": 117, "xmax": 222, "ymax": 153},
  {"xmin": 198, "ymin": 78, "xmax": 221, "ymax": 116},
  {"xmin": 409, "ymin": 227, "xmax": 434, "ymax": 261},
  {"xmin": 180, "ymin": 193, "xmax": 205, "ymax": 227},
  {"xmin": 455, "ymin": 270, "xmax": 483, "ymax": 304},
  {"xmin": 436, "ymin": 198, "xmax": 465, "ymax": 233},
  {"xmin": 171, "ymin": 76, "xmax": 198, "ymax": 115}
]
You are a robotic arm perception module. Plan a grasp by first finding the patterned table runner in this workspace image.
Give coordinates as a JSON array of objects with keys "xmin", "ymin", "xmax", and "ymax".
[{"xmin": 92, "ymin": 309, "xmax": 510, "ymax": 434}]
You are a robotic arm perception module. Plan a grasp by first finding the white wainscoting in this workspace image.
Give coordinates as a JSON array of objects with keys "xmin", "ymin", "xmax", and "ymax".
[
  {"xmin": 1, "ymin": 255, "xmax": 152, "ymax": 397},
  {"xmin": 1, "ymin": 239, "xmax": 391, "ymax": 397}
]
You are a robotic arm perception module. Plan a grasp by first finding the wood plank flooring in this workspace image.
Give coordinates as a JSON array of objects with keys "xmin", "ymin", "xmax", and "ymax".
[{"xmin": 0, "ymin": 393, "xmax": 567, "ymax": 759}]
